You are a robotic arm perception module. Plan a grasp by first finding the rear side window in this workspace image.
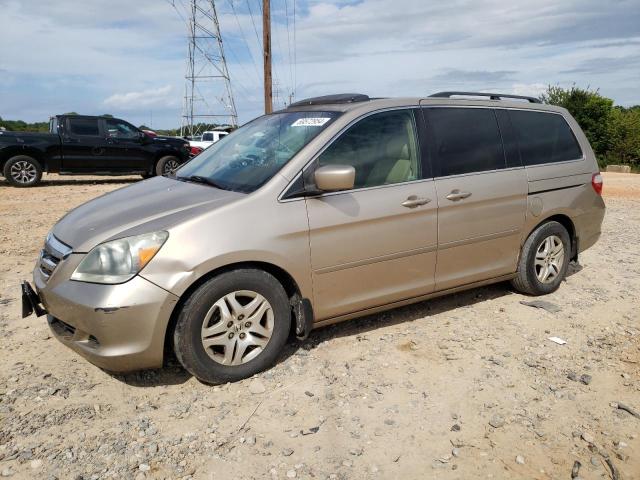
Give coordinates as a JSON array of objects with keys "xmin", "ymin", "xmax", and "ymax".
[
  {"xmin": 68, "ymin": 118, "xmax": 99, "ymax": 136},
  {"xmin": 508, "ymin": 110, "xmax": 582, "ymax": 165},
  {"xmin": 425, "ymin": 108, "xmax": 505, "ymax": 177}
]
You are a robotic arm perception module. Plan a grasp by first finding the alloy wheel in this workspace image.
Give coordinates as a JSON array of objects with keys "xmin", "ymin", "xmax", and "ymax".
[
  {"xmin": 163, "ymin": 159, "xmax": 180, "ymax": 175},
  {"xmin": 10, "ymin": 161, "xmax": 37, "ymax": 184},
  {"xmin": 534, "ymin": 235, "xmax": 565, "ymax": 284}
]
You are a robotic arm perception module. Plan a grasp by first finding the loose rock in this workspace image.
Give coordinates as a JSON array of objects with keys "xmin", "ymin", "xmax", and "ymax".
[{"xmin": 248, "ymin": 379, "xmax": 266, "ymax": 394}]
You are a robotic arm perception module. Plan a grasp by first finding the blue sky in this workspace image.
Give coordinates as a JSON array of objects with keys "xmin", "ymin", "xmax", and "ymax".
[{"xmin": 1, "ymin": 0, "xmax": 639, "ymax": 129}]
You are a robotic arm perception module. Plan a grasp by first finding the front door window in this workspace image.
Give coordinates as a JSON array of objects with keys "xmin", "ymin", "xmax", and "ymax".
[{"xmin": 316, "ymin": 110, "xmax": 421, "ymax": 189}]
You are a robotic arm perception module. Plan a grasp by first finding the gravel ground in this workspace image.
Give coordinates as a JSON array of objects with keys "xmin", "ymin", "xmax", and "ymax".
[{"xmin": 0, "ymin": 172, "xmax": 638, "ymax": 479}]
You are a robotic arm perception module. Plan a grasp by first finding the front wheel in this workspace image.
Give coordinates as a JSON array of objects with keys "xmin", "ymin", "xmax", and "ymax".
[
  {"xmin": 155, "ymin": 156, "xmax": 180, "ymax": 176},
  {"xmin": 3, "ymin": 155, "xmax": 43, "ymax": 187},
  {"xmin": 511, "ymin": 221, "xmax": 571, "ymax": 296},
  {"xmin": 173, "ymin": 269, "xmax": 291, "ymax": 383}
]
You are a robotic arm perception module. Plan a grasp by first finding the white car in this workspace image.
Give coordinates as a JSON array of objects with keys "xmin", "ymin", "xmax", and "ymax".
[{"xmin": 189, "ymin": 131, "xmax": 228, "ymax": 150}]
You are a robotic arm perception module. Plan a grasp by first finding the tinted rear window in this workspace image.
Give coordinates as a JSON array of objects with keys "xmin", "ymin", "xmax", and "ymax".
[
  {"xmin": 508, "ymin": 110, "xmax": 582, "ymax": 165},
  {"xmin": 68, "ymin": 118, "xmax": 99, "ymax": 136},
  {"xmin": 425, "ymin": 108, "xmax": 505, "ymax": 176}
]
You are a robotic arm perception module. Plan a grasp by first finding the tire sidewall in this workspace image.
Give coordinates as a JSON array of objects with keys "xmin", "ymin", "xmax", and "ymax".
[
  {"xmin": 523, "ymin": 222, "xmax": 571, "ymax": 295},
  {"xmin": 155, "ymin": 155, "xmax": 180, "ymax": 176},
  {"xmin": 3, "ymin": 155, "xmax": 43, "ymax": 187},
  {"xmin": 174, "ymin": 269, "xmax": 290, "ymax": 384}
]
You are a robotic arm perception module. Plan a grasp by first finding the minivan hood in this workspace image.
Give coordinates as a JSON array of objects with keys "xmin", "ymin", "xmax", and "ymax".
[{"xmin": 52, "ymin": 176, "xmax": 241, "ymax": 252}]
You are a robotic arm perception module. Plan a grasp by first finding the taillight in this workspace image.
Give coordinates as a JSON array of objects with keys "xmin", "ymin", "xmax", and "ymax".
[
  {"xmin": 190, "ymin": 146, "xmax": 203, "ymax": 156},
  {"xmin": 591, "ymin": 172, "xmax": 603, "ymax": 195}
]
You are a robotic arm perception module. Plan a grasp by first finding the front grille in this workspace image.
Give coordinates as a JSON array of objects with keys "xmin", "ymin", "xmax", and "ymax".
[{"xmin": 39, "ymin": 233, "xmax": 72, "ymax": 281}]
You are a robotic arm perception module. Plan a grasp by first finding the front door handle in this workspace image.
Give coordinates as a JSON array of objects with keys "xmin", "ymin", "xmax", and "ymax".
[
  {"xmin": 401, "ymin": 195, "xmax": 431, "ymax": 208},
  {"xmin": 445, "ymin": 190, "xmax": 472, "ymax": 201}
]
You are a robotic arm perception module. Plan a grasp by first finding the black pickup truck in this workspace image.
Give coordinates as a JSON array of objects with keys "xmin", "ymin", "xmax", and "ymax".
[{"xmin": 0, "ymin": 114, "xmax": 191, "ymax": 187}]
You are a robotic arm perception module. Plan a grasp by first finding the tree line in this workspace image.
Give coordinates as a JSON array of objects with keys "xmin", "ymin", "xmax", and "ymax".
[{"xmin": 540, "ymin": 86, "xmax": 640, "ymax": 170}]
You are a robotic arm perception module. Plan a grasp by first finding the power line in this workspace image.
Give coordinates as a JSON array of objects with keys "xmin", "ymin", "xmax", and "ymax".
[
  {"xmin": 226, "ymin": 0, "xmax": 263, "ymax": 85},
  {"xmin": 268, "ymin": 1, "xmax": 289, "ymax": 108},
  {"xmin": 246, "ymin": 0, "xmax": 282, "ymax": 105},
  {"xmin": 292, "ymin": 0, "xmax": 297, "ymax": 100},
  {"xmin": 246, "ymin": 0, "xmax": 262, "ymax": 47},
  {"xmin": 284, "ymin": 0, "xmax": 294, "ymax": 104}
]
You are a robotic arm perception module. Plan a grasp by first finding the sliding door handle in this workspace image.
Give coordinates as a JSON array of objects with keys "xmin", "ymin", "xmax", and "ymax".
[
  {"xmin": 402, "ymin": 195, "xmax": 431, "ymax": 208},
  {"xmin": 445, "ymin": 190, "xmax": 472, "ymax": 201}
]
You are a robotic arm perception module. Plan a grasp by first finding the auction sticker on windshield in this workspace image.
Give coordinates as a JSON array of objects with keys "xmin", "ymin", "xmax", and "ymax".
[{"xmin": 291, "ymin": 117, "xmax": 332, "ymax": 127}]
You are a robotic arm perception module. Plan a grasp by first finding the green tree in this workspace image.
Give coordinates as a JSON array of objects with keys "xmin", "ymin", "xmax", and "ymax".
[
  {"xmin": 607, "ymin": 107, "xmax": 640, "ymax": 167},
  {"xmin": 540, "ymin": 85, "xmax": 614, "ymax": 157}
]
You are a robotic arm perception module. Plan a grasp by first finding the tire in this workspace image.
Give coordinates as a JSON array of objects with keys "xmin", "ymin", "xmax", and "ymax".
[
  {"xmin": 173, "ymin": 269, "xmax": 291, "ymax": 383},
  {"xmin": 511, "ymin": 221, "xmax": 571, "ymax": 296},
  {"xmin": 155, "ymin": 155, "xmax": 180, "ymax": 176},
  {"xmin": 3, "ymin": 155, "xmax": 43, "ymax": 187}
]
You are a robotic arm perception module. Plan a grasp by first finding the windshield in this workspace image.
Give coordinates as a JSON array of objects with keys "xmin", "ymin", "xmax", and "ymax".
[{"xmin": 175, "ymin": 111, "xmax": 341, "ymax": 193}]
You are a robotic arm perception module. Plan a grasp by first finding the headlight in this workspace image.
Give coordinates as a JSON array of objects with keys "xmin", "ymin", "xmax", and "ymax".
[{"xmin": 71, "ymin": 231, "xmax": 168, "ymax": 284}]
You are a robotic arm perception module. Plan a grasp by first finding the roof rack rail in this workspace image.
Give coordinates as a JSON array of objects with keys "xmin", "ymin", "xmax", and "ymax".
[
  {"xmin": 429, "ymin": 91, "xmax": 542, "ymax": 104},
  {"xmin": 289, "ymin": 93, "xmax": 370, "ymax": 108}
]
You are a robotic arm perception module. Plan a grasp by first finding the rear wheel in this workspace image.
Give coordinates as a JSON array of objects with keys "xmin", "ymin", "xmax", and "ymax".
[
  {"xmin": 155, "ymin": 156, "xmax": 180, "ymax": 176},
  {"xmin": 3, "ymin": 155, "xmax": 43, "ymax": 187},
  {"xmin": 511, "ymin": 221, "xmax": 571, "ymax": 295},
  {"xmin": 173, "ymin": 269, "xmax": 291, "ymax": 383}
]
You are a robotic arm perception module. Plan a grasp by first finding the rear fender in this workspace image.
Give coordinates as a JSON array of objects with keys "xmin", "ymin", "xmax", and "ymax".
[{"xmin": 0, "ymin": 146, "xmax": 49, "ymax": 172}]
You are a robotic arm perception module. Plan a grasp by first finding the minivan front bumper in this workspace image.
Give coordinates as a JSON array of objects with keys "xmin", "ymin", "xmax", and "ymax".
[{"xmin": 33, "ymin": 254, "xmax": 179, "ymax": 372}]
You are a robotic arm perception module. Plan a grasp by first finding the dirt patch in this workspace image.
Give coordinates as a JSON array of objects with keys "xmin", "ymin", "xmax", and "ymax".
[
  {"xmin": 1, "ymin": 173, "xmax": 639, "ymax": 479},
  {"xmin": 602, "ymin": 171, "xmax": 640, "ymax": 200}
]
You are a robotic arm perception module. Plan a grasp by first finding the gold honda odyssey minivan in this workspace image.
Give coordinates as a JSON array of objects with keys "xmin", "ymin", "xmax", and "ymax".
[{"xmin": 23, "ymin": 92, "xmax": 605, "ymax": 383}]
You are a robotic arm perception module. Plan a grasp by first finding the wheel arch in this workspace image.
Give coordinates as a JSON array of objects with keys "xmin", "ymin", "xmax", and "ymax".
[
  {"xmin": 153, "ymin": 152, "xmax": 184, "ymax": 176},
  {"xmin": 526, "ymin": 213, "xmax": 577, "ymax": 260},
  {"xmin": 155, "ymin": 150, "xmax": 180, "ymax": 161},
  {"xmin": 162, "ymin": 260, "xmax": 304, "ymax": 362},
  {"xmin": 1, "ymin": 147, "xmax": 46, "ymax": 172}
]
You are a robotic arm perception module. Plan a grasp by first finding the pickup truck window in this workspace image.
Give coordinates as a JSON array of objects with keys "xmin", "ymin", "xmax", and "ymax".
[
  {"xmin": 68, "ymin": 118, "xmax": 100, "ymax": 136},
  {"xmin": 202, "ymin": 133, "xmax": 214, "ymax": 142},
  {"xmin": 105, "ymin": 118, "xmax": 139, "ymax": 139}
]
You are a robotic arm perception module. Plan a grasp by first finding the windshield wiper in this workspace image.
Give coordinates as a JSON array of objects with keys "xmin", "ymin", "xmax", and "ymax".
[{"xmin": 176, "ymin": 175, "xmax": 228, "ymax": 190}]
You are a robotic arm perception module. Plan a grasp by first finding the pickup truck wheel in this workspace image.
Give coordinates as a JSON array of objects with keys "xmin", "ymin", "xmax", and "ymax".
[
  {"xmin": 173, "ymin": 269, "xmax": 291, "ymax": 384},
  {"xmin": 156, "ymin": 156, "xmax": 180, "ymax": 176},
  {"xmin": 4, "ymin": 155, "xmax": 43, "ymax": 187}
]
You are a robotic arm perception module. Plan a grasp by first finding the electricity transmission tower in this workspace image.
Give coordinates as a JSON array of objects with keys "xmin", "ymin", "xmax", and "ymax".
[{"xmin": 178, "ymin": 0, "xmax": 238, "ymax": 137}]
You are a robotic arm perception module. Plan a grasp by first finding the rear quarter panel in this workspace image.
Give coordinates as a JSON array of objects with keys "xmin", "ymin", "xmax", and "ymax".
[
  {"xmin": 0, "ymin": 132, "xmax": 62, "ymax": 172},
  {"xmin": 523, "ymin": 109, "xmax": 605, "ymax": 253}
]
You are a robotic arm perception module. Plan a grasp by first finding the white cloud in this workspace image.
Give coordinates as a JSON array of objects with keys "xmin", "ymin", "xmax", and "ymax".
[
  {"xmin": 103, "ymin": 85, "xmax": 175, "ymax": 110},
  {"xmin": 1, "ymin": 0, "xmax": 639, "ymax": 126},
  {"xmin": 511, "ymin": 83, "xmax": 547, "ymax": 98}
]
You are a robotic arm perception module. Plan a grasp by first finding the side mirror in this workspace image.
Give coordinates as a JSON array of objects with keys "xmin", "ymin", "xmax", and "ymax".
[{"xmin": 314, "ymin": 165, "xmax": 355, "ymax": 192}]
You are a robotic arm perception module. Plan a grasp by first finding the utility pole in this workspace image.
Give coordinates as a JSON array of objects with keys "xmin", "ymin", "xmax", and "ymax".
[{"xmin": 263, "ymin": 0, "xmax": 273, "ymax": 114}]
